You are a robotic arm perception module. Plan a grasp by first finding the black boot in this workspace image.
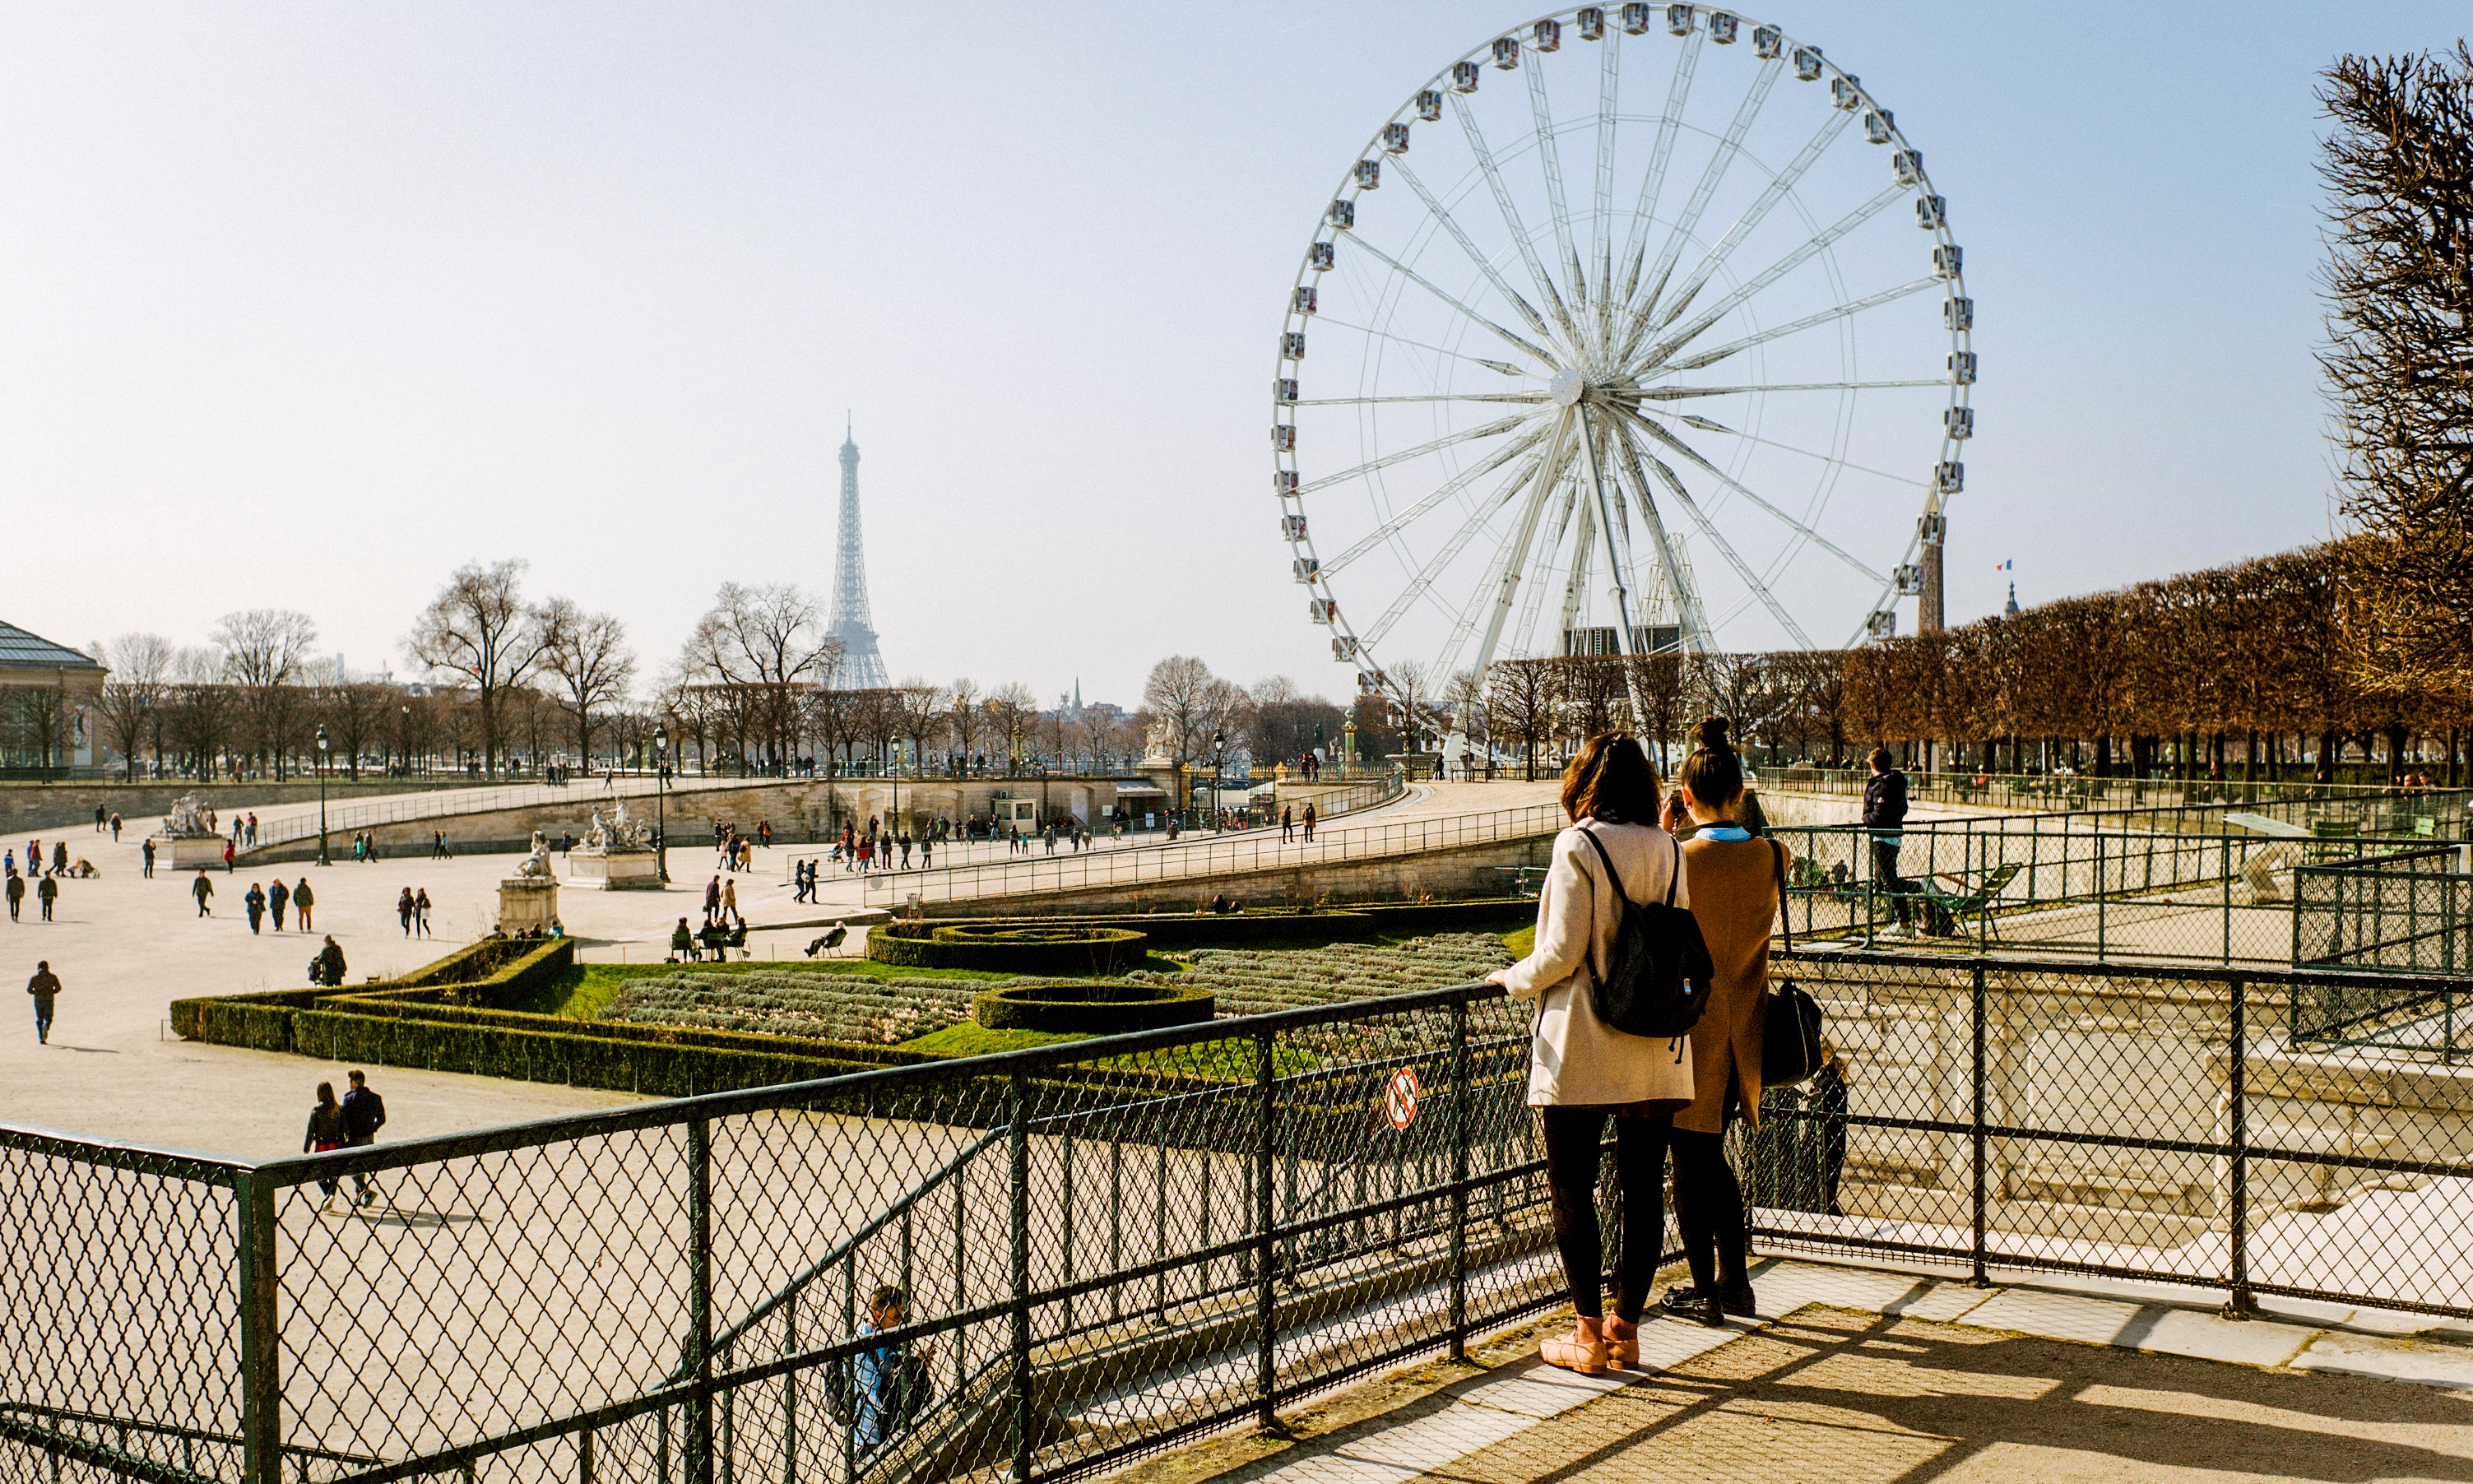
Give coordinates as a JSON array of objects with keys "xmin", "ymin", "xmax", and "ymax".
[{"xmin": 1658, "ymin": 1284, "xmax": 1725, "ymax": 1327}]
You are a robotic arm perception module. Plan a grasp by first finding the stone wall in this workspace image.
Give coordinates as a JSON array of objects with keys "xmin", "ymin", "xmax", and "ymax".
[
  {"xmin": 234, "ymin": 777, "xmax": 1144, "ymax": 865},
  {"xmin": 1, "ymin": 778, "xmax": 474, "ymax": 836},
  {"xmin": 916, "ymin": 834, "xmax": 1557, "ymax": 918}
]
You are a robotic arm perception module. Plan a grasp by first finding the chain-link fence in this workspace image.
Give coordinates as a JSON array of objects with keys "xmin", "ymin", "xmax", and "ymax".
[
  {"xmin": 4, "ymin": 986, "xmax": 1553, "ymax": 1484},
  {"xmin": 2294, "ymin": 846, "xmax": 2473, "ymax": 977},
  {"xmin": 16, "ymin": 953, "xmax": 2473, "ymax": 1484},
  {"xmin": 1770, "ymin": 816, "xmax": 2465, "ymax": 966}
]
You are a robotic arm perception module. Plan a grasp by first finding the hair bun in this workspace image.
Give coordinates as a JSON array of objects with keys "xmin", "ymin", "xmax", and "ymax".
[{"xmin": 1691, "ymin": 716, "xmax": 1733, "ymax": 752}]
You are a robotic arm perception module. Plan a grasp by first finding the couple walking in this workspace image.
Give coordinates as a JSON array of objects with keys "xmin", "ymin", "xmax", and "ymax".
[
  {"xmin": 396, "ymin": 888, "xmax": 434, "ymax": 936},
  {"xmin": 301, "ymin": 1069, "xmax": 387, "ymax": 1212},
  {"xmin": 1491, "ymin": 719, "xmax": 1786, "ymax": 1372}
]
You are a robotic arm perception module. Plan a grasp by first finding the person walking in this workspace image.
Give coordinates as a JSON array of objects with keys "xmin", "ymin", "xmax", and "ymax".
[
  {"xmin": 304, "ymin": 1082, "xmax": 350, "ymax": 1211},
  {"xmin": 193, "ymin": 870, "xmax": 216, "ymax": 917},
  {"xmin": 1301, "ymin": 802, "xmax": 1316, "ymax": 843},
  {"xmin": 313, "ymin": 934, "xmax": 348, "ymax": 988},
  {"xmin": 294, "ymin": 878, "xmax": 315, "ymax": 932},
  {"xmin": 246, "ymin": 812, "xmax": 259, "ymax": 847},
  {"xmin": 340, "ymin": 1069, "xmax": 385, "ymax": 1206},
  {"xmin": 1654, "ymin": 718, "xmax": 1789, "ymax": 1325},
  {"xmin": 1281, "ymin": 806, "xmax": 1294, "ymax": 843},
  {"xmin": 853, "ymin": 1283, "xmax": 928, "ymax": 1455},
  {"xmin": 268, "ymin": 878, "xmax": 289, "ymax": 931},
  {"xmin": 27, "ymin": 960, "xmax": 62, "ymax": 1044},
  {"xmin": 413, "ymin": 888, "xmax": 432, "ymax": 937},
  {"xmin": 244, "ymin": 882, "xmax": 267, "ymax": 934},
  {"xmin": 142, "ymin": 837, "xmax": 155, "ymax": 879},
  {"xmin": 920, "ymin": 835, "xmax": 933, "ymax": 870},
  {"xmin": 397, "ymin": 888, "xmax": 416, "ymax": 936},
  {"xmin": 721, "ymin": 876, "xmax": 740, "ymax": 928},
  {"xmin": 95, "ymin": 805, "xmax": 107, "ymax": 833},
  {"xmin": 222, "ymin": 838, "xmax": 235, "ymax": 874},
  {"xmin": 35, "ymin": 874, "xmax": 58, "ymax": 922},
  {"xmin": 703, "ymin": 875, "xmax": 721, "ymax": 926},
  {"xmin": 759, "ymin": 820, "xmax": 772, "ymax": 851},
  {"xmin": 1487, "ymin": 732, "xmax": 1691, "ymax": 1376},
  {"xmin": 1863, "ymin": 745, "xmax": 1915, "ymax": 935},
  {"xmin": 53, "ymin": 841, "xmax": 68, "ymax": 877},
  {"xmin": 109, "ymin": 813, "xmax": 122, "ymax": 843},
  {"xmin": 4, "ymin": 870, "xmax": 21, "ymax": 922}
]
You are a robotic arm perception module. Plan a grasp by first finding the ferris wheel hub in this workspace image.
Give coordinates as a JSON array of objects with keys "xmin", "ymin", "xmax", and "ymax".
[{"xmin": 1547, "ymin": 368, "xmax": 1585, "ymax": 407}]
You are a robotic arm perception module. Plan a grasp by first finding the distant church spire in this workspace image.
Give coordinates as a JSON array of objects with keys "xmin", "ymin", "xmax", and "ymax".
[
  {"xmin": 827, "ymin": 415, "xmax": 889, "ymax": 689},
  {"xmin": 2003, "ymin": 582, "xmax": 2020, "ymax": 618}
]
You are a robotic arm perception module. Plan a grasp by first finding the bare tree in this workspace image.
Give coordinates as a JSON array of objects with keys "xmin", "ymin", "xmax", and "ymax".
[
  {"xmin": 2319, "ymin": 44, "xmax": 2473, "ymax": 705},
  {"xmin": 540, "ymin": 599, "xmax": 636, "ymax": 772},
  {"xmin": 944, "ymin": 679, "xmax": 984, "ymax": 769},
  {"xmin": 1142, "ymin": 656, "xmax": 1246, "ymax": 768},
  {"xmin": 986, "ymin": 683, "xmax": 1037, "ymax": 774},
  {"xmin": 308, "ymin": 661, "xmax": 394, "ymax": 781},
  {"xmin": 407, "ymin": 561, "xmax": 564, "ymax": 774},
  {"xmin": 95, "ymin": 633, "xmax": 173, "ymax": 778},
  {"xmin": 895, "ymin": 678, "xmax": 943, "ymax": 774},
  {"xmin": 1487, "ymin": 660, "xmax": 1555, "ymax": 780},
  {"xmin": 212, "ymin": 609, "xmax": 318, "ymax": 778}
]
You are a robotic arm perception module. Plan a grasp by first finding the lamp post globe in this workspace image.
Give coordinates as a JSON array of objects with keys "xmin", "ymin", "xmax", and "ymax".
[
  {"xmin": 653, "ymin": 726, "xmax": 670, "ymax": 884},
  {"xmin": 315, "ymin": 726, "xmax": 332, "ymax": 866}
]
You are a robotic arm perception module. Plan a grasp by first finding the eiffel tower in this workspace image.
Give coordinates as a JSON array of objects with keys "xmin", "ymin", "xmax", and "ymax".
[{"xmin": 826, "ymin": 414, "xmax": 889, "ymax": 689}]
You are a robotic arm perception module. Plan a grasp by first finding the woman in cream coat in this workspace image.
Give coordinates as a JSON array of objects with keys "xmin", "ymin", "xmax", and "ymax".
[{"xmin": 1487, "ymin": 733, "xmax": 1692, "ymax": 1375}]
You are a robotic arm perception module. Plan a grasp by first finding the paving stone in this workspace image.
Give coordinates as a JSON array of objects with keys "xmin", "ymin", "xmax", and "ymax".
[
  {"xmin": 2127, "ymin": 1307, "xmax": 2323, "ymax": 1369},
  {"xmin": 1888, "ymin": 1281, "xmax": 2003, "ymax": 1324},
  {"xmin": 1753, "ymin": 1258, "xmax": 1939, "ymax": 1319},
  {"xmin": 2290, "ymin": 1330, "xmax": 2473, "ymax": 1390},
  {"xmin": 1455, "ymin": 1359, "xmax": 1629, "ymax": 1418},
  {"xmin": 1959, "ymin": 1287, "xmax": 2146, "ymax": 1345}
]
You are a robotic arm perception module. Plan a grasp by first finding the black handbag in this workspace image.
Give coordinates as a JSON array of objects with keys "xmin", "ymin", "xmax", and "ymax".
[
  {"xmin": 1763, "ymin": 838, "xmax": 1826, "ymax": 1086},
  {"xmin": 1576, "ymin": 827, "xmax": 1714, "ymax": 1041}
]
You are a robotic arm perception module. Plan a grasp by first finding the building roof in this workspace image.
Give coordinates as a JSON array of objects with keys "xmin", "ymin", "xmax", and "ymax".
[{"xmin": 0, "ymin": 621, "xmax": 106, "ymax": 673}]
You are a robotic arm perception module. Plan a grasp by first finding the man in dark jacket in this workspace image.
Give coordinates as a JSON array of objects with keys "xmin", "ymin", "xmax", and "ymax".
[
  {"xmin": 341, "ymin": 1069, "xmax": 386, "ymax": 1207},
  {"xmin": 313, "ymin": 935, "xmax": 347, "ymax": 987},
  {"xmin": 1863, "ymin": 746, "xmax": 1916, "ymax": 933},
  {"xmin": 27, "ymin": 960, "xmax": 61, "ymax": 1043}
]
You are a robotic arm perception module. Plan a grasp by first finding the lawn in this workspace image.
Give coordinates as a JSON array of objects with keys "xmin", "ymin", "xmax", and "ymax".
[{"xmin": 512, "ymin": 958, "xmax": 1005, "ymax": 1021}]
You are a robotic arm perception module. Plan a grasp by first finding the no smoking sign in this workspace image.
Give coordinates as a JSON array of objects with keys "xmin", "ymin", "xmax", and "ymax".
[{"xmin": 1384, "ymin": 1068, "xmax": 1421, "ymax": 1130}]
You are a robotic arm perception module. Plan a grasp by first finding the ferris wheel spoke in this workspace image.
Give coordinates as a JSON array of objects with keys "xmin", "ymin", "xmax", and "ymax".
[
  {"xmin": 1521, "ymin": 49, "xmax": 1584, "ymax": 308},
  {"xmin": 1619, "ymin": 408, "xmax": 1890, "ymax": 584},
  {"xmin": 1649, "ymin": 407, "xmax": 1928, "ymax": 489},
  {"xmin": 1591, "ymin": 29, "xmax": 1621, "ymax": 314},
  {"xmin": 1510, "ymin": 476, "xmax": 1578, "ymax": 661},
  {"xmin": 1294, "ymin": 393, "xmax": 1551, "ymax": 406},
  {"xmin": 1320, "ymin": 424, "xmax": 1556, "ymax": 576},
  {"xmin": 1465, "ymin": 412, "xmax": 1577, "ymax": 679},
  {"xmin": 1644, "ymin": 378, "xmax": 1949, "ymax": 398},
  {"xmin": 1296, "ymin": 414, "xmax": 1532, "ymax": 498},
  {"xmin": 1636, "ymin": 183, "xmax": 1909, "ymax": 372},
  {"xmin": 1610, "ymin": 422, "xmax": 1711, "ymax": 648},
  {"xmin": 1634, "ymin": 57, "xmax": 1784, "ymax": 335},
  {"xmin": 1390, "ymin": 159, "xmax": 1558, "ymax": 345},
  {"xmin": 1628, "ymin": 109, "xmax": 1857, "ymax": 360},
  {"xmin": 1359, "ymin": 477, "xmax": 1533, "ymax": 649},
  {"xmin": 1343, "ymin": 232, "xmax": 1563, "ymax": 368},
  {"xmin": 1317, "ymin": 317, "xmax": 1535, "ymax": 376},
  {"xmin": 1448, "ymin": 90, "xmax": 1579, "ymax": 342},
  {"xmin": 1623, "ymin": 427, "xmax": 1815, "ymax": 649},
  {"xmin": 1667, "ymin": 276, "xmax": 1943, "ymax": 372},
  {"xmin": 1616, "ymin": 26, "xmax": 1704, "ymax": 302},
  {"xmin": 1552, "ymin": 492, "xmax": 1598, "ymax": 652}
]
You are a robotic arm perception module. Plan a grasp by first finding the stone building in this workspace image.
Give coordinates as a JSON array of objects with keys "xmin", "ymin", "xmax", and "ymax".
[{"xmin": 0, "ymin": 621, "xmax": 106, "ymax": 772}]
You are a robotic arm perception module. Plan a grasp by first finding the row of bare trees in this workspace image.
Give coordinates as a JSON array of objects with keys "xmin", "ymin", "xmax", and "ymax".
[{"xmin": 1465, "ymin": 539, "xmax": 2471, "ymax": 784}]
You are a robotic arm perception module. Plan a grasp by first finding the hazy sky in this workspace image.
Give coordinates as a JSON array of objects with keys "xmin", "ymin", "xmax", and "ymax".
[{"xmin": 5, "ymin": 2, "xmax": 2461, "ymax": 706}]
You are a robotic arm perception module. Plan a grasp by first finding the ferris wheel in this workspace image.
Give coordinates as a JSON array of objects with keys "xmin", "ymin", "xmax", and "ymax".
[{"xmin": 1274, "ymin": 3, "xmax": 1974, "ymax": 729}]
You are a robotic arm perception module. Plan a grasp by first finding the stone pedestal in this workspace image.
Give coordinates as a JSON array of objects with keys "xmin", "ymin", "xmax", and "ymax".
[
  {"xmin": 152, "ymin": 835, "xmax": 229, "ymax": 870},
  {"xmin": 568, "ymin": 848, "xmax": 664, "ymax": 890},
  {"xmin": 498, "ymin": 877, "xmax": 560, "ymax": 934}
]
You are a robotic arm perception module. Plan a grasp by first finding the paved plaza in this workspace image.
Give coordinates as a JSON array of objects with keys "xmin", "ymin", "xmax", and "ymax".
[{"xmin": 0, "ymin": 778, "xmax": 1556, "ymax": 1159}]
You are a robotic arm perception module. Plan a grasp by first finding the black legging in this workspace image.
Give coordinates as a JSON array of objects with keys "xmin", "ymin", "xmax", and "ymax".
[
  {"xmin": 1539, "ymin": 1108, "xmax": 1668, "ymax": 1322},
  {"xmin": 1670, "ymin": 1126, "xmax": 1750, "ymax": 1295}
]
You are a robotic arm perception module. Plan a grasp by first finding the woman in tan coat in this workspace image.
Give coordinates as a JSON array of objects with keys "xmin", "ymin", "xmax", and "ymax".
[
  {"xmin": 1655, "ymin": 717, "xmax": 1789, "ymax": 1323},
  {"xmin": 1488, "ymin": 734, "xmax": 1692, "ymax": 1375}
]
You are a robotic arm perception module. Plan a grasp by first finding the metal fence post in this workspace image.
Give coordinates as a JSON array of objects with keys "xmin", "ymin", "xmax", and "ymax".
[
  {"xmin": 1255, "ymin": 1031, "xmax": 1278, "ymax": 1430},
  {"xmin": 1970, "ymin": 964, "xmax": 1989, "ymax": 1287},
  {"xmin": 2223, "ymin": 979, "xmax": 2257, "ymax": 1319},
  {"xmin": 686, "ymin": 1118, "xmax": 715, "ymax": 1484},
  {"xmin": 1009, "ymin": 1071, "xmax": 1033, "ymax": 1482},
  {"xmin": 233, "ymin": 1171, "xmax": 283, "ymax": 1484},
  {"xmin": 1447, "ymin": 999, "xmax": 1471, "ymax": 1361}
]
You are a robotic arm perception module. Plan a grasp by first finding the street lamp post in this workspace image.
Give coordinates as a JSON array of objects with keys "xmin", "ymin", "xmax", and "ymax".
[
  {"xmin": 653, "ymin": 726, "xmax": 670, "ymax": 885},
  {"xmin": 1209, "ymin": 730, "xmax": 1225, "ymax": 831},
  {"xmin": 315, "ymin": 726, "xmax": 332, "ymax": 866}
]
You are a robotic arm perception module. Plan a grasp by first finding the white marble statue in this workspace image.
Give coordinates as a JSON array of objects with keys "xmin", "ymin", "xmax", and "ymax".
[
  {"xmin": 516, "ymin": 830, "xmax": 554, "ymax": 879},
  {"xmin": 162, "ymin": 793, "xmax": 216, "ymax": 839}
]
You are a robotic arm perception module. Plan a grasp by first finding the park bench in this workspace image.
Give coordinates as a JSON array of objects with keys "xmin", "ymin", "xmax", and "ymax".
[{"xmin": 1490, "ymin": 865, "xmax": 1549, "ymax": 899}]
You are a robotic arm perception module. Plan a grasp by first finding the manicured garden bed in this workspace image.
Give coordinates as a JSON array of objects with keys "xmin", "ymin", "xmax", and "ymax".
[
  {"xmin": 868, "ymin": 921, "xmax": 1147, "ymax": 974},
  {"xmin": 972, "ymin": 981, "xmax": 1216, "ymax": 1034}
]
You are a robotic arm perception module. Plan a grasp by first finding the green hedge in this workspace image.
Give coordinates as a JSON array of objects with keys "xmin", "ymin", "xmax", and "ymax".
[
  {"xmin": 287, "ymin": 1009, "xmax": 898, "ymax": 1101},
  {"xmin": 901, "ymin": 899, "xmax": 1534, "ymax": 950},
  {"xmin": 868, "ymin": 922, "xmax": 1145, "ymax": 974},
  {"xmin": 318, "ymin": 987, "xmax": 930, "ymax": 1066},
  {"xmin": 973, "ymin": 981, "xmax": 1217, "ymax": 1035}
]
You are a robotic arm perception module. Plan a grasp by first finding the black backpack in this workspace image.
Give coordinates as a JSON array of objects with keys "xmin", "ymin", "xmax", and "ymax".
[{"xmin": 1576, "ymin": 828, "xmax": 1714, "ymax": 1041}]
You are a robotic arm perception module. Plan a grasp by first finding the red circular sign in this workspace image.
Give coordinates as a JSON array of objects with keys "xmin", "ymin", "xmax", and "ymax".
[{"xmin": 1385, "ymin": 1067, "xmax": 1422, "ymax": 1130}]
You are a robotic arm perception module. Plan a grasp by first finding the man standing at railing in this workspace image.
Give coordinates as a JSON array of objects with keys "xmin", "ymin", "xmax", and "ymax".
[{"xmin": 1864, "ymin": 747, "xmax": 1916, "ymax": 935}]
